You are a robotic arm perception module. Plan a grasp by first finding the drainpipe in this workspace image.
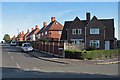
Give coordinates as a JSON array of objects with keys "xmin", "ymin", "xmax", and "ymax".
[
  {"xmin": 85, "ymin": 27, "xmax": 86, "ymax": 50},
  {"xmin": 104, "ymin": 29, "xmax": 105, "ymax": 50}
]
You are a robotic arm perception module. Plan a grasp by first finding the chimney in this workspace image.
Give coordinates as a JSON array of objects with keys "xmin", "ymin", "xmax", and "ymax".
[
  {"xmin": 43, "ymin": 22, "xmax": 47, "ymax": 27},
  {"xmin": 35, "ymin": 25, "xmax": 38, "ymax": 29},
  {"xmin": 32, "ymin": 28, "xmax": 34, "ymax": 31},
  {"xmin": 51, "ymin": 17, "xmax": 56, "ymax": 22},
  {"xmin": 22, "ymin": 31, "xmax": 24, "ymax": 34},
  {"xmin": 86, "ymin": 12, "xmax": 90, "ymax": 23}
]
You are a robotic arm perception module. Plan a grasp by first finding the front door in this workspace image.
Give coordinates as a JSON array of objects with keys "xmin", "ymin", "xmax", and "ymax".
[{"xmin": 105, "ymin": 41, "xmax": 110, "ymax": 50}]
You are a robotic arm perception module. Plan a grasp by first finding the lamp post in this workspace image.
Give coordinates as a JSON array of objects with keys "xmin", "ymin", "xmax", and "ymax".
[
  {"xmin": 17, "ymin": 29, "xmax": 19, "ymax": 35},
  {"xmin": 17, "ymin": 29, "xmax": 19, "ymax": 43}
]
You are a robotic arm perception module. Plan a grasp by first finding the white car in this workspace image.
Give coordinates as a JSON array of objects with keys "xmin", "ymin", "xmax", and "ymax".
[
  {"xmin": 21, "ymin": 43, "xmax": 33, "ymax": 52},
  {"xmin": 11, "ymin": 41, "xmax": 17, "ymax": 46}
]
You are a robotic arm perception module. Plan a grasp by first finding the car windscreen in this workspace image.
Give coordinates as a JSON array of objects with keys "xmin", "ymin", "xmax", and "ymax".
[{"xmin": 24, "ymin": 44, "xmax": 31, "ymax": 47}]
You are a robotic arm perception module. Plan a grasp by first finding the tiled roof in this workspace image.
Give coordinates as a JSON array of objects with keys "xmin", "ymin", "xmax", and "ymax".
[
  {"xmin": 60, "ymin": 16, "xmax": 114, "ymax": 40},
  {"xmin": 37, "ymin": 20, "xmax": 63, "ymax": 34},
  {"xmin": 24, "ymin": 31, "xmax": 30, "ymax": 38},
  {"xmin": 27, "ymin": 28, "xmax": 39, "ymax": 37},
  {"xmin": 37, "ymin": 27, "xmax": 45, "ymax": 34}
]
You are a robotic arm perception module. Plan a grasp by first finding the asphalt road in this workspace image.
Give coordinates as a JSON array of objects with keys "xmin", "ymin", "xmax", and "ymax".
[{"xmin": 1, "ymin": 43, "xmax": 119, "ymax": 78}]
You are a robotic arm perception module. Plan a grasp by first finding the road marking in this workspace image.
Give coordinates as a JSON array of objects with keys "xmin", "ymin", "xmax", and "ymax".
[
  {"xmin": 71, "ymin": 59, "xmax": 80, "ymax": 61},
  {"xmin": 8, "ymin": 52, "xmax": 11, "ymax": 54},
  {"xmin": 11, "ymin": 56, "xmax": 14, "ymax": 60},
  {"xmin": 8, "ymin": 52, "xmax": 21, "ymax": 69},
  {"xmin": 16, "ymin": 62, "xmax": 20, "ymax": 68}
]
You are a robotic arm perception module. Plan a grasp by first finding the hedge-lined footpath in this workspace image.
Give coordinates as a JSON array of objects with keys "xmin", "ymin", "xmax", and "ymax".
[{"xmin": 65, "ymin": 49, "xmax": 120, "ymax": 60}]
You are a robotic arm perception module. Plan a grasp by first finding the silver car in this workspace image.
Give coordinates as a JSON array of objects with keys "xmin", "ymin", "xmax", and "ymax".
[{"xmin": 21, "ymin": 43, "xmax": 33, "ymax": 52}]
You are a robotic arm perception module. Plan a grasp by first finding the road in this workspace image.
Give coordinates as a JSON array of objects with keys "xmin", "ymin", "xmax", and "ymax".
[{"xmin": 1, "ymin": 43, "xmax": 119, "ymax": 78}]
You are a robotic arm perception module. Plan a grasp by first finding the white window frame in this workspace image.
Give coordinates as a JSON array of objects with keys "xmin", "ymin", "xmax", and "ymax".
[
  {"xmin": 90, "ymin": 28, "xmax": 99, "ymax": 34},
  {"xmin": 71, "ymin": 39, "xmax": 83, "ymax": 45},
  {"xmin": 38, "ymin": 34, "xmax": 40, "ymax": 39},
  {"xmin": 59, "ymin": 31, "xmax": 62, "ymax": 34},
  {"xmin": 45, "ymin": 31, "xmax": 47, "ymax": 35},
  {"xmin": 41, "ymin": 33, "xmax": 43, "ymax": 36},
  {"xmin": 72, "ymin": 29, "xmax": 76, "ymax": 35},
  {"xmin": 78, "ymin": 29, "xmax": 82, "ymax": 34},
  {"xmin": 33, "ymin": 34, "xmax": 35, "ymax": 41},
  {"xmin": 90, "ymin": 40, "xmax": 100, "ymax": 48}
]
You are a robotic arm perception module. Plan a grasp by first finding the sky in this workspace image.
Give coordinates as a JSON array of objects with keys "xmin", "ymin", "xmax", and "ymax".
[{"xmin": 0, "ymin": 1, "xmax": 119, "ymax": 41}]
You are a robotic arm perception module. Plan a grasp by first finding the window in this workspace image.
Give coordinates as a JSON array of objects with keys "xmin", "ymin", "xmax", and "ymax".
[
  {"xmin": 59, "ymin": 31, "xmax": 62, "ymax": 34},
  {"xmin": 71, "ymin": 39, "xmax": 83, "ymax": 45},
  {"xmin": 45, "ymin": 31, "xmax": 47, "ymax": 35},
  {"xmin": 72, "ymin": 29, "xmax": 82, "ymax": 35},
  {"xmin": 78, "ymin": 29, "xmax": 82, "ymax": 34},
  {"xmin": 72, "ymin": 29, "xmax": 76, "ymax": 35},
  {"xmin": 38, "ymin": 34, "xmax": 40, "ymax": 39},
  {"xmin": 90, "ymin": 28, "xmax": 99, "ymax": 34},
  {"xmin": 90, "ymin": 40, "xmax": 100, "ymax": 48},
  {"xmin": 41, "ymin": 33, "xmax": 43, "ymax": 36}
]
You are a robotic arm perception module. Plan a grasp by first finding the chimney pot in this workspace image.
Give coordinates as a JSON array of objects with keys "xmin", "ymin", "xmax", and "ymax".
[
  {"xmin": 43, "ymin": 22, "xmax": 47, "ymax": 27},
  {"xmin": 22, "ymin": 31, "xmax": 24, "ymax": 34},
  {"xmin": 86, "ymin": 12, "xmax": 90, "ymax": 23},
  {"xmin": 32, "ymin": 28, "xmax": 34, "ymax": 31},
  {"xmin": 35, "ymin": 25, "xmax": 38, "ymax": 29},
  {"xmin": 51, "ymin": 17, "xmax": 56, "ymax": 22}
]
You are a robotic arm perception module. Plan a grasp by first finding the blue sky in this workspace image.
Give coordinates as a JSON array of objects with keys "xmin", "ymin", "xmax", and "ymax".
[{"xmin": 1, "ymin": 2, "xmax": 119, "ymax": 41}]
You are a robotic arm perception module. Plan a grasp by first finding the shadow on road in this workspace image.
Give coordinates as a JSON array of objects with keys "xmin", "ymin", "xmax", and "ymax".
[{"xmin": 1, "ymin": 67, "xmax": 118, "ymax": 79}]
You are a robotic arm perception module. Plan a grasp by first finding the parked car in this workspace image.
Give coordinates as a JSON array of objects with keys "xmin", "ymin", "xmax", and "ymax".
[
  {"xmin": 21, "ymin": 43, "xmax": 33, "ymax": 52},
  {"xmin": 11, "ymin": 41, "xmax": 17, "ymax": 46}
]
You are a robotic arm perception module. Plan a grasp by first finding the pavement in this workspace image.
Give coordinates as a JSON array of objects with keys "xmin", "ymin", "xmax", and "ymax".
[
  {"xmin": 28, "ymin": 48, "xmax": 120, "ymax": 65},
  {"xmin": 14, "ymin": 45, "xmax": 120, "ymax": 65}
]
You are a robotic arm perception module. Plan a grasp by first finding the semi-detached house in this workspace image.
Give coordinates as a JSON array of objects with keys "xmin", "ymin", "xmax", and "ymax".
[
  {"xmin": 61, "ymin": 13, "xmax": 116, "ymax": 50},
  {"xmin": 36, "ymin": 17, "xmax": 63, "ymax": 41},
  {"xmin": 26, "ymin": 25, "xmax": 40, "ymax": 41}
]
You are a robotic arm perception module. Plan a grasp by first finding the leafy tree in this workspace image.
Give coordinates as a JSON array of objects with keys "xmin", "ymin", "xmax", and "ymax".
[{"xmin": 3, "ymin": 34, "xmax": 11, "ymax": 43}]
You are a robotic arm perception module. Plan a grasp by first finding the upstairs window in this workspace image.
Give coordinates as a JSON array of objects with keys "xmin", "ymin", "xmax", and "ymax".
[
  {"xmin": 78, "ymin": 29, "xmax": 82, "ymax": 34},
  {"xmin": 90, "ymin": 28, "xmax": 99, "ymax": 34},
  {"xmin": 72, "ymin": 29, "xmax": 77, "ymax": 35}
]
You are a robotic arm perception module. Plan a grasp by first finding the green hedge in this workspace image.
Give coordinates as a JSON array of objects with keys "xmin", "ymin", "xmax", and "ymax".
[
  {"xmin": 65, "ymin": 49, "xmax": 119, "ymax": 60},
  {"xmin": 65, "ymin": 50, "xmax": 82, "ymax": 59}
]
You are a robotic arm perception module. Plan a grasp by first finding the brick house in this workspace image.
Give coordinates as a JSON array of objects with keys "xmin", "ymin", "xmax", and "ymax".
[
  {"xmin": 23, "ymin": 29, "xmax": 30, "ymax": 41},
  {"xmin": 36, "ymin": 17, "xmax": 63, "ymax": 41},
  {"xmin": 61, "ymin": 13, "xmax": 115, "ymax": 50},
  {"xmin": 26, "ymin": 25, "xmax": 40, "ymax": 41},
  {"xmin": 16, "ymin": 31, "xmax": 24, "ymax": 41}
]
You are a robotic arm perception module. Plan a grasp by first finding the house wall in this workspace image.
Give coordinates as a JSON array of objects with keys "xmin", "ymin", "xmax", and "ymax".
[
  {"xmin": 48, "ymin": 30, "xmax": 62, "ymax": 41},
  {"xmin": 85, "ymin": 18, "xmax": 105, "ymax": 49},
  {"xmin": 67, "ymin": 18, "xmax": 85, "ymax": 43},
  {"xmin": 30, "ymin": 34, "xmax": 36, "ymax": 41}
]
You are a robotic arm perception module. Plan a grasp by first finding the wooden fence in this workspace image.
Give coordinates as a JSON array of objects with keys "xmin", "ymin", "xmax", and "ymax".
[
  {"xmin": 17, "ymin": 41, "xmax": 84, "ymax": 57},
  {"xmin": 18, "ymin": 41, "xmax": 64, "ymax": 57}
]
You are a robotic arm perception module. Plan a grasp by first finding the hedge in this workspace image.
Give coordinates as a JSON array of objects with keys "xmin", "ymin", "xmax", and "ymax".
[
  {"xmin": 65, "ymin": 50, "xmax": 82, "ymax": 59},
  {"xmin": 65, "ymin": 49, "xmax": 120, "ymax": 60}
]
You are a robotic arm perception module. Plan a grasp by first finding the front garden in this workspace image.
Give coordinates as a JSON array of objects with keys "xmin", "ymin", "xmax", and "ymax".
[{"xmin": 64, "ymin": 49, "xmax": 120, "ymax": 60}]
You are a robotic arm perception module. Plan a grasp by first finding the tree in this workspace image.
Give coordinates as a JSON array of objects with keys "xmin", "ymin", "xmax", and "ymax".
[{"xmin": 3, "ymin": 34, "xmax": 11, "ymax": 43}]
